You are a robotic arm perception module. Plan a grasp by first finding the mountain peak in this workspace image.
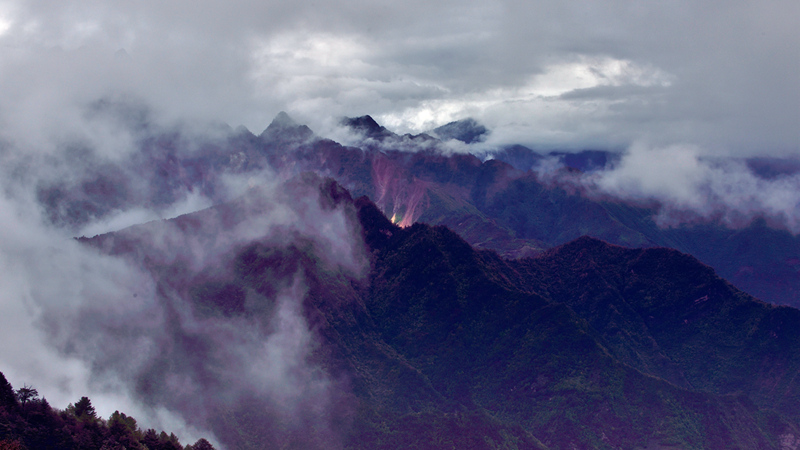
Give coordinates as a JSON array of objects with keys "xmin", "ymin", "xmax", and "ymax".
[
  {"xmin": 271, "ymin": 111, "xmax": 296, "ymax": 127},
  {"xmin": 263, "ymin": 111, "xmax": 299, "ymax": 133},
  {"xmin": 430, "ymin": 118, "xmax": 488, "ymax": 144},
  {"xmin": 260, "ymin": 111, "xmax": 314, "ymax": 142},
  {"xmin": 344, "ymin": 115, "xmax": 380, "ymax": 129},
  {"xmin": 342, "ymin": 115, "xmax": 397, "ymax": 141},
  {"xmin": 545, "ymin": 235, "xmax": 616, "ymax": 258}
]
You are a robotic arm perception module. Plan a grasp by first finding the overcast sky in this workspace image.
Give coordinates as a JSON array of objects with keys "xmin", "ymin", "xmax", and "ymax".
[{"xmin": 0, "ymin": 0, "xmax": 797, "ymax": 155}]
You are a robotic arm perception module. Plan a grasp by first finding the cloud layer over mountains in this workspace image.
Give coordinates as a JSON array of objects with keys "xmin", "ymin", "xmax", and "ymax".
[
  {"xmin": 0, "ymin": 1, "xmax": 797, "ymax": 445},
  {"xmin": 0, "ymin": 0, "xmax": 797, "ymax": 155},
  {"xmin": 519, "ymin": 142, "xmax": 800, "ymax": 234},
  {"xmin": 592, "ymin": 144, "xmax": 800, "ymax": 232}
]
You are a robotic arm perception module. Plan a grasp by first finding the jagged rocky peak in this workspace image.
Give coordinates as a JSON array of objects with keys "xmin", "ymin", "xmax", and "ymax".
[
  {"xmin": 269, "ymin": 111, "xmax": 297, "ymax": 129},
  {"xmin": 342, "ymin": 115, "xmax": 380, "ymax": 131},
  {"xmin": 233, "ymin": 124, "xmax": 255, "ymax": 138},
  {"xmin": 430, "ymin": 118, "xmax": 488, "ymax": 144},
  {"xmin": 260, "ymin": 111, "xmax": 314, "ymax": 142},
  {"xmin": 341, "ymin": 115, "xmax": 397, "ymax": 141}
]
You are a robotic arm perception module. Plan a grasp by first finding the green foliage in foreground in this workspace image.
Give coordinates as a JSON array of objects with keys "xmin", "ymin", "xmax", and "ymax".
[{"xmin": 0, "ymin": 372, "xmax": 214, "ymax": 450}]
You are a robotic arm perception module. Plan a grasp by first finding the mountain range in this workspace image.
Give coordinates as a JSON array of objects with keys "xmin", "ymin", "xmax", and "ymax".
[
  {"xmin": 17, "ymin": 109, "xmax": 800, "ymax": 449},
  {"xmin": 71, "ymin": 175, "xmax": 800, "ymax": 449},
  {"xmin": 43, "ymin": 111, "xmax": 800, "ymax": 308}
]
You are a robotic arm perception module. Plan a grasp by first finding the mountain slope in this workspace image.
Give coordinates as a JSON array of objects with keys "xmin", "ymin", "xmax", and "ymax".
[
  {"xmin": 513, "ymin": 236, "xmax": 800, "ymax": 419},
  {"xmin": 358, "ymin": 199, "xmax": 800, "ymax": 448},
  {"xmin": 78, "ymin": 177, "xmax": 800, "ymax": 449},
  {"xmin": 44, "ymin": 111, "xmax": 800, "ymax": 307}
]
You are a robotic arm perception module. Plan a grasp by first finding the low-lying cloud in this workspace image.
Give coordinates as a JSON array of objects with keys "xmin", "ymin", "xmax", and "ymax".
[
  {"xmin": 0, "ymin": 186, "xmax": 210, "ymax": 442},
  {"xmin": 0, "ymin": 126, "xmax": 367, "ymax": 447},
  {"xmin": 563, "ymin": 143, "xmax": 800, "ymax": 233}
]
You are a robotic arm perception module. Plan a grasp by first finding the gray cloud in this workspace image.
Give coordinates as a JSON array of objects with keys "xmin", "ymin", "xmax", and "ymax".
[
  {"xmin": 0, "ymin": 172, "xmax": 367, "ymax": 447},
  {"xmin": 595, "ymin": 144, "xmax": 800, "ymax": 232},
  {"xmin": 0, "ymin": 0, "xmax": 795, "ymax": 155},
  {"xmin": 530, "ymin": 142, "xmax": 800, "ymax": 233},
  {"xmin": 0, "ymin": 187, "xmax": 209, "ymax": 442}
]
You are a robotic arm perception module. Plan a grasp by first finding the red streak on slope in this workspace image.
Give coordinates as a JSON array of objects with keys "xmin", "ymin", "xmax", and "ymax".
[
  {"xmin": 397, "ymin": 179, "xmax": 429, "ymax": 228},
  {"xmin": 371, "ymin": 154, "xmax": 430, "ymax": 227}
]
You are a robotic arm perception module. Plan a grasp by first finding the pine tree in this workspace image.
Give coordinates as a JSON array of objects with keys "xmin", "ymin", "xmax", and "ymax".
[{"xmin": 0, "ymin": 372, "xmax": 17, "ymax": 410}]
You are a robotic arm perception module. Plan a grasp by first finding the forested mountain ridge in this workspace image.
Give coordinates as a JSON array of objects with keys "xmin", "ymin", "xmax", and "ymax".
[
  {"xmin": 357, "ymin": 196, "xmax": 800, "ymax": 449},
  {"xmin": 73, "ymin": 177, "xmax": 800, "ymax": 449}
]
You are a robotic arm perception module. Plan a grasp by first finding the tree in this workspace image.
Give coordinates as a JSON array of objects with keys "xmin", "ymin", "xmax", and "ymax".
[
  {"xmin": 188, "ymin": 438, "xmax": 215, "ymax": 450},
  {"xmin": 0, "ymin": 372, "xmax": 17, "ymax": 410},
  {"xmin": 74, "ymin": 396, "xmax": 97, "ymax": 421},
  {"xmin": 107, "ymin": 410, "xmax": 144, "ymax": 449},
  {"xmin": 159, "ymin": 431, "xmax": 183, "ymax": 450},
  {"xmin": 142, "ymin": 429, "xmax": 161, "ymax": 449},
  {"xmin": 14, "ymin": 385, "xmax": 37, "ymax": 408}
]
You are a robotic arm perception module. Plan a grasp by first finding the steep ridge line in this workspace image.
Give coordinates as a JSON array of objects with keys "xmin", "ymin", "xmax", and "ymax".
[{"xmin": 77, "ymin": 177, "xmax": 800, "ymax": 448}]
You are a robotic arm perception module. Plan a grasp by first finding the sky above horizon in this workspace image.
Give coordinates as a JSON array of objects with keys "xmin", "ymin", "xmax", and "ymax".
[{"xmin": 0, "ymin": 0, "xmax": 797, "ymax": 155}]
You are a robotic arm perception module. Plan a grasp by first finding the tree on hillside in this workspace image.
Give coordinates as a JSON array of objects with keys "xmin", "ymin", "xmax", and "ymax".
[
  {"xmin": 0, "ymin": 371, "xmax": 210, "ymax": 449},
  {"xmin": 158, "ymin": 431, "xmax": 183, "ymax": 450},
  {"xmin": 142, "ymin": 428, "xmax": 161, "ymax": 449},
  {"xmin": 107, "ymin": 410, "xmax": 144, "ymax": 449},
  {"xmin": 74, "ymin": 396, "xmax": 97, "ymax": 421},
  {"xmin": 14, "ymin": 385, "xmax": 37, "ymax": 408},
  {"xmin": 0, "ymin": 373, "xmax": 17, "ymax": 410},
  {"xmin": 188, "ymin": 438, "xmax": 215, "ymax": 450}
]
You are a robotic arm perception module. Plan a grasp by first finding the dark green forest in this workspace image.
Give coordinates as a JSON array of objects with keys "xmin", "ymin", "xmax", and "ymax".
[{"xmin": 0, "ymin": 372, "xmax": 214, "ymax": 450}]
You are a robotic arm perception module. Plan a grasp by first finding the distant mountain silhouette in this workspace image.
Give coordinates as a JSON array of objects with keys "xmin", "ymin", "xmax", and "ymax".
[
  {"xmin": 260, "ymin": 110, "xmax": 315, "ymax": 143},
  {"xmin": 429, "ymin": 118, "xmax": 488, "ymax": 144},
  {"xmin": 341, "ymin": 115, "xmax": 397, "ymax": 141},
  {"xmin": 489, "ymin": 145, "xmax": 617, "ymax": 172}
]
